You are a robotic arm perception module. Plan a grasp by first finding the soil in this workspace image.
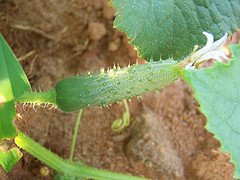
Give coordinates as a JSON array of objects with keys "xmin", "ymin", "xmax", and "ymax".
[{"xmin": 0, "ymin": 0, "xmax": 235, "ymax": 180}]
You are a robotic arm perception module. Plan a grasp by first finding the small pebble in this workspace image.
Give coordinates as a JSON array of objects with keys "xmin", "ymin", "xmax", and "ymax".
[
  {"xmin": 92, "ymin": 0, "xmax": 104, "ymax": 10},
  {"xmin": 108, "ymin": 38, "xmax": 121, "ymax": 51},
  {"xmin": 39, "ymin": 166, "xmax": 50, "ymax": 176},
  {"xmin": 88, "ymin": 22, "xmax": 107, "ymax": 41}
]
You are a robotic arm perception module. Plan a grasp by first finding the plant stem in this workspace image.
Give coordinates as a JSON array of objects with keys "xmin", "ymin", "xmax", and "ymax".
[
  {"xmin": 123, "ymin": 99, "xmax": 130, "ymax": 126},
  {"xmin": 14, "ymin": 89, "xmax": 57, "ymax": 106},
  {"xmin": 69, "ymin": 109, "xmax": 83, "ymax": 162},
  {"xmin": 123, "ymin": 99, "xmax": 129, "ymax": 113},
  {"xmin": 15, "ymin": 131, "xmax": 147, "ymax": 180}
]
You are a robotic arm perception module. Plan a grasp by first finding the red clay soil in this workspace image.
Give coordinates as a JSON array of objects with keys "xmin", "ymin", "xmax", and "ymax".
[{"xmin": 0, "ymin": 1, "xmax": 234, "ymax": 180}]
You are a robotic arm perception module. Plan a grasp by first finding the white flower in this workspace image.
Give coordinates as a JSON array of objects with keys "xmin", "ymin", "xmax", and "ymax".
[{"xmin": 185, "ymin": 32, "xmax": 228, "ymax": 70}]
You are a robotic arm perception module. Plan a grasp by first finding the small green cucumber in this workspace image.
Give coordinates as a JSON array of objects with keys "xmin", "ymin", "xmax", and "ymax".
[{"xmin": 55, "ymin": 60, "xmax": 181, "ymax": 112}]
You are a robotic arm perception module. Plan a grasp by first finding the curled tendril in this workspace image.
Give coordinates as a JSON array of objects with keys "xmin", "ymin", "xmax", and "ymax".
[{"xmin": 111, "ymin": 99, "xmax": 130, "ymax": 132}]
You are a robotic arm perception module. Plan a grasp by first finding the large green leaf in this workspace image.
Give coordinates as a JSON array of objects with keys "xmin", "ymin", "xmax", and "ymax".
[
  {"xmin": 0, "ymin": 33, "xmax": 31, "ymax": 139},
  {"xmin": 0, "ymin": 34, "xmax": 31, "ymax": 98},
  {"xmin": 0, "ymin": 102, "xmax": 16, "ymax": 140},
  {"xmin": 0, "ymin": 33, "xmax": 31, "ymax": 171},
  {"xmin": 111, "ymin": 0, "xmax": 240, "ymax": 61},
  {"xmin": 0, "ymin": 147, "xmax": 22, "ymax": 172},
  {"xmin": 182, "ymin": 43, "xmax": 240, "ymax": 178}
]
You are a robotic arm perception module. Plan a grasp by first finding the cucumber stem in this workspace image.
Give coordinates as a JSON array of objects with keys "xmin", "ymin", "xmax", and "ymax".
[
  {"xmin": 15, "ymin": 131, "xmax": 147, "ymax": 180},
  {"xmin": 15, "ymin": 89, "xmax": 57, "ymax": 106}
]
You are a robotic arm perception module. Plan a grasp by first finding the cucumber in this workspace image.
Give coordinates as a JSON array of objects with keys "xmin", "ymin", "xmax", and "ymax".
[{"xmin": 55, "ymin": 60, "xmax": 181, "ymax": 112}]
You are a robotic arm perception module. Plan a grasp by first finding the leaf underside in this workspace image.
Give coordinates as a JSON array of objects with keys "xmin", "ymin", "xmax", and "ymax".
[
  {"xmin": 183, "ymin": 43, "xmax": 240, "ymax": 178},
  {"xmin": 111, "ymin": 0, "xmax": 240, "ymax": 61}
]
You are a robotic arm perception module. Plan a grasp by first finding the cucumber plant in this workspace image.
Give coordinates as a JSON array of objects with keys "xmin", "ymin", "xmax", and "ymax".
[{"xmin": 1, "ymin": 0, "xmax": 240, "ymax": 179}]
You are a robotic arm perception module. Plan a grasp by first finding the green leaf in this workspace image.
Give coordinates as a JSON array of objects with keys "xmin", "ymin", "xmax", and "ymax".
[
  {"xmin": 0, "ymin": 102, "xmax": 16, "ymax": 139},
  {"xmin": 0, "ymin": 34, "xmax": 31, "ymax": 98},
  {"xmin": 0, "ymin": 147, "xmax": 22, "ymax": 172},
  {"xmin": 182, "ymin": 43, "xmax": 240, "ymax": 178},
  {"xmin": 0, "ymin": 34, "xmax": 31, "ymax": 139},
  {"xmin": 111, "ymin": 0, "xmax": 240, "ymax": 60},
  {"xmin": 0, "ymin": 34, "xmax": 31, "ymax": 171}
]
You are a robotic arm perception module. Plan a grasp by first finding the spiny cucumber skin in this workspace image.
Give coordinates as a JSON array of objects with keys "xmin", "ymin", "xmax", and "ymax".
[{"xmin": 55, "ymin": 61, "xmax": 181, "ymax": 112}]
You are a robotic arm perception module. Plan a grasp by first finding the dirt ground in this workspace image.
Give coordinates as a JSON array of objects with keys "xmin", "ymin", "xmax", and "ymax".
[{"xmin": 0, "ymin": 0, "xmax": 234, "ymax": 180}]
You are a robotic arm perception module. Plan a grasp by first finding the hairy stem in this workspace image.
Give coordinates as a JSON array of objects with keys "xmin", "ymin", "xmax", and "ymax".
[
  {"xmin": 15, "ymin": 89, "xmax": 57, "ymax": 106},
  {"xmin": 15, "ymin": 131, "xmax": 146, "ymax": 180}
]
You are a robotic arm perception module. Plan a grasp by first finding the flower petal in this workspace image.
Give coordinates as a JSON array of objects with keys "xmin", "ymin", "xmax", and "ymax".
[
  {"xmin": 210, "ymin": 33, "xmax": 228, "ymax": 51},
  {"xmin": 185, "ymin": 63, "xmax": 195, "ymax": 70},
  {"xmin": 196, "ymin": 50, "xmax": 228, "ymax": 64},
  {"xmin": 191, "ymin": 32, "xmax": 214, "ymax": 60}
]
